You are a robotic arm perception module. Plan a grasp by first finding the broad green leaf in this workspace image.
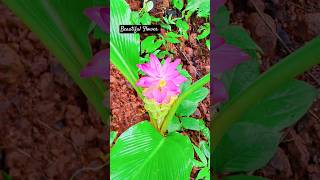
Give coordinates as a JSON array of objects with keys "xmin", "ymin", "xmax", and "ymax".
[
  {"xmin": 176, "ymin": 87, "xmax": 209, "ymax": 116},
  {"xmin": 111, "ymin": 121, "xmax": 194, "ymax": 179},
  {"xmin": 167, "ymin": 116, "xmax": 182, "ymax": 133},
  {"xmin": 218, "ymin": 25, "xmax": 262, "ymax": 52},
  {"xmin": 110, "ymin": 131, "xmax": 117, "ymax": 145},
  {"xmin": 172, "ymin": 0, "xmax": 184, "ymax": 10},
  {"xmin": 196, "ymin": 167, "xmax": 210, "ymax": 180},
  {"xmin": 213, "ymin": 123, "xmax": 280, "ymax": 173},
  {"xmin": 240, "ymin": 80, "xmax": 317, "ymax": 130},
  {"xmin": 221, "ymin": 60, "xmax": 260, "ymax": 100},
  {"xmin": 2, "ymin": 0, "xmax": 107, "ymax": 120},
  {"xmin": 222, "ymin": 175, "xmax": 269, "ymax": 180},
  {"xmin": 110, "ymin": 0, "xmax": 142, "ymax": 96},
  {"xmin": 213, "ymin": 6, "xmax": 230, "ymax": 30},
  {"xmin": 181, "ymin": 117, "xmax": 205, "ymax": 131}
]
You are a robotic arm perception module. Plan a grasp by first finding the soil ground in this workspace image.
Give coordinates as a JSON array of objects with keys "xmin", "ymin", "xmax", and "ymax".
[
  {"xmin": 226, "ymin": 0, "xmax": 320, "ymax": 179},
  {"xmin": 0, "ymin": 2, "xmax": 107, "ymax": 179}
]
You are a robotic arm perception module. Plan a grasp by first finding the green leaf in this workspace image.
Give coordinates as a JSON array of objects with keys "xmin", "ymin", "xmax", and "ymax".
[
  {"xmin": 161, "ymin": 74, "xmax": 210, "ymax": 132},
  {"xmin": 193, "ymin": 144, "xmax": 207, "ymax": 165},
  {"xmin": 160, "ymin": 23, "xmax": 171, "ymax": 31},
  {"xmin": 144, "ymin": 1, "xmax": 154, "ymax": 12},
  {"xmin": 1, "ymin": 171, "xmax": 12, "ymax": 180},
  {"xmin": 196, "ymin": 167, "xmax": 210, "ymax": 180},
  {"xmin": 240, "ymin": 80, "xmax": 317, "ymax": 130},
  {"xmin": 166, "ymin": 32, "xmax": 182, "ymax": 38},
  {"xmin": 140, "ymin": 12, "xmax": 152, "ymax": 25},
  {"xmin": 172, "ymin": 0, "xmax": 184, "ymax": 10},
  {"xmin": 141, "ymin": 36, "xmax": 163, "ymax": 53},
  {"xmin": 213, "ymin": 122, "xmax": 280, "ymax": 173},
  {"xmin": 110, "ymin": 131, "xmax": 117, "ymax": 145},
  {"xmin": 199, "ymin": 141, "xmax": 210, "ymax": 158},
  {"xmin": 192, "ymin": 159, "xmax": 205, "ymax": 168},
  {"xmin": 185, "ymin": 0, "xmax": 210, "ymax": 18},
  {"xmin": 111, "ymin": 0, "xmax": 142, "ymax": 97},
  {"xmin": 218, "ymin": 25, "xmax": 262, "ymax": 52},
  {"xmin": 130, "ymin": 11, "xmax": 140, "ymax": 25},
  {"xmin": 221, "ymin": 60, "xmax": 260, "ymax": 100},
  {"xmin": 181, "ymin": 117, "xmax": 205, "ymax": 131},
  {"xmin": 2, "ymin": 0, "xmax": 107, "ymax": 120},
  {"xmin": 222, "ymin": 175, "xmax": 269, "ymax": 180},
  {"xmin": 177, "ymin": 65, "xmax": 192, "ymax": 80},
  {"xmin": 176, "ymin": 87, "xmax": 209, "ymax": 116},
  {"xmin": 165, "ymin": 37, "xmax": 181, "ymax": 44},
  {"xmin": 197, "ymin": 23, "xmax": 210, "ymax": 40},
  {"xmin": 111, "ymin": 121, "xmax": 194, "ymax": 179},
  {"xmin": 176, "ymin": 19, "xmax": 189, "ymax": 31},
  {"xmin": 167, "ymin": 116, "xmax": 182, "ymax": 133},
  {"xmin": 205, "ymin": 40, "xmax": 210, "ymax": 50},
  {"xmin": 213, "ymin": 6, "xmax": 230, "ymax": 30},
  {"xmin": 201, "ymin": 127, "xmax": 210, "ymax": 140}
]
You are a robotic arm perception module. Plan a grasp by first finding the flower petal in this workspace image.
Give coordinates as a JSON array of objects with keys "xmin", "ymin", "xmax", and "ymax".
[
  {"xmin": 161, "ymin": 57, "xmax": 171, "ymax": 74},
  {"xmin": 163, "ymin": 80, "xmax": 180, "ymax": 94},
  {"xmin": 212, "ymin": 78, "xmax": 228, "ymax": 104},
  {"xmin": 80, "ymin": 49, "xmax": 109, "ymax": 80},
  {"xmin": 153, "ymin": 89, "xmax": 167, "ymax": 104},
  {"xmin": 84, "ymin": 7, "xmax": 109, "ymax": 33},
  {"xmin": 150, "ymin": 54, "xmax": 161, "ymax": 73},
  {"xmin": 136, "ymin": 77, "xmax": 155, "ymax": 88},
  {"xmin": 137, "ymin": 64, "xmax": 158, "ymax": 77},
  {"xmin": 213, "ymin": 44, "xmax": 250, "ymax": 74},
  {"xmin": 171, "ymin": 75, "xmax": 187, "ymax": 85}
]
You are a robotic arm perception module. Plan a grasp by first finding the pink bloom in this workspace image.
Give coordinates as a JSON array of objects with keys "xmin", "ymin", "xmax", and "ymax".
[{"xmin": 136, "ymin": 54, "xmax": 187, "ymax": 104}]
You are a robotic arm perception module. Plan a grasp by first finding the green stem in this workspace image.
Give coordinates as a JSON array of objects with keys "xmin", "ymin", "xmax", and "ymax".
[
  {"xmin": 212, "ymin": 37, "xmax": 320, "ymax": 150},
  {"xmin": 160, "ymin": 73, "xmax": 210, "ymax": 133}
]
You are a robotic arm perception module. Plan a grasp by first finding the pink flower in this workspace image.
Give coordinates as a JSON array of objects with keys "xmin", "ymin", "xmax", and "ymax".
[{"xmin": 136, "ymin": 54, "xmax": 187, "ymax": 104}]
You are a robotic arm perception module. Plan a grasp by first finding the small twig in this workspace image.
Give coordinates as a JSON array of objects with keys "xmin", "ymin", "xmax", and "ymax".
[
  {"xmin": 35, "ymin": 119, "xmax": 81, "ymax": 154},
  {"xmin": 70, "ymin": 162, "xmax": 108, "ymax": 180},
  {"xmin": 310, "ymin": 110, "xmax": 320, "ymax": 122},
  {"xmin": 250, "ymin": 0, "xmax": 293, "ymax": 53},
  {"xmin": 307, "ymin": 71, "xmax": 320, "ymax": 87},
  {"xmin": 16, "ymin": 148, "xmax": 32, "ymax": 158}
]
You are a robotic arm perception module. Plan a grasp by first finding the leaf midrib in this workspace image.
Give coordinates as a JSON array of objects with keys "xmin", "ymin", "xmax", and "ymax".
[{"xmin": 130, "ymin": 138, "xmax": 165, "ymax": 179}]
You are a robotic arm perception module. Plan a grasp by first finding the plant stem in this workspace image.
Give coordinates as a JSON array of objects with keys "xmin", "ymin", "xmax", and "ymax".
[
  {"xmin": 212, "ymin": 37, "xmax": 320, "ymax": 150},
  {"xmin": 160, "ymin": 73, "xmax": 210, "ymax": 133}
]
